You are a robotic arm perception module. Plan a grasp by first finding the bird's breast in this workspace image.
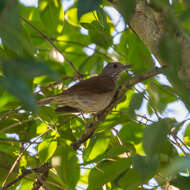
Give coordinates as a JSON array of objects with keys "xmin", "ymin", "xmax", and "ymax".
[{"xmin": 73, "ymin": 91, "xmax": 115, "ymax": 113}]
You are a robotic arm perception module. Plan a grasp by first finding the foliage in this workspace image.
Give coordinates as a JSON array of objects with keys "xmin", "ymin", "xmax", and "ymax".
[{"xmin": 0, "ymin": 0, "xmax": 190, "ymax": 189}]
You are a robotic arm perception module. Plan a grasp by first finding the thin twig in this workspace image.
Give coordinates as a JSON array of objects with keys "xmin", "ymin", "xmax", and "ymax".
[
  {"xmin": 112, "ymin": 128, "xmax": 123, "ymax": 146},
  {"xmin": 112, "ymin": 128, "xmax": 130, "ymax": 157},
  {"xmin": 20, "ymin": 17, "xmax": 83, "ymax": 78},
  {"xmin": 1, "ymin": 128, "xmax": 51, "ymax": 188},
  {"xmin": 176, "ymin": 135, "xmax": 190, "ymax": 152},
  {"xmin": 169, "ymin": 137, "xmax": 186, "ymax": 155},
  {"xmin": 0, "ymin": 138, "xmax": 39, "ymax": 144},
  {"xmin": 171, "ymin": 132, "xmax": 190, "ymax": 153},
  {"xmin": 0, "ymin": 106, "xmax": 21, "ymax": 121}
]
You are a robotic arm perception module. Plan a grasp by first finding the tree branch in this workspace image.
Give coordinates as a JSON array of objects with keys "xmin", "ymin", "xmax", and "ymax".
[
  {"xmin": 31, "ymin": 164, "xmax": 50, "ymax": 190},
  {"xmin": 1, "ymin": 163, "xmax": 51, "ymax": 190}
]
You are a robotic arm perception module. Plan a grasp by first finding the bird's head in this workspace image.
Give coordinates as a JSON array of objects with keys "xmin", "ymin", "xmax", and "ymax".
[{"xmin": 101, "ymin": 62, "xmax": 132, "ymax": 81}]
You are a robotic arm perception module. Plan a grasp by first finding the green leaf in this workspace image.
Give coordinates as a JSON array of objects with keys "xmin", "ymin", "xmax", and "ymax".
[
  {"xmin": 39, "ymin": 106, "xmax": 57, "ymax": 123},
  {"xmin": 119, "ymin": 122, "xmax": 145, "ymax": 144},
  {"xmin": 170, "ymin": 174, "xmax": 190, "ymax": 190},
  {"xmin": 88, "ymin": 158, "xmax": 132, "ymax": 190},
  {"xmin": 96, "ymin": 8, "xmax": 107, "ymax": 26},
  {"xmin": 159, "ymin": 34, "xmax": 181, "ymax": 76},
  {"xmin": 184, "ymin": 124, "xmax": 190, "ymax": 144},
  {"xmin": 116, "ymin": 0, "xmax": 136, "ymax": 23},
  {"xmin": 143, "ymin": 119, "xmax": 173, "ymax": 157},
  {"xmin": 128, "ymin": 92, "xmax": 144, "ymax": 117},
  {"xmin": 0, "ymin": 1, "xmax": 34, "ymax": 56},
  {"xmin": 0, "ymin": 0, "xmax": 6, "ymax": 13},
  {"xmin": 0, "ymin": 151, "xmax": 17, "ymax": 182},
  {"xmin": 0, "ymin": 90, "xmax": 17, "ymax": 112},
  {"xmin": 115, "ymin": 29, "xmax": 154, "ymax": 73},
  {"xmin": 83, "ymin": 132, "xmax": 111, "ymax": 162},
  {"xmin": 38, "ymin": 0, "xmax": 64, "ymax": 36},
  {"xmin": 0, "ymin": 58, "xmax": 59, "ymax": 111},
  {"xmin": 57, "ymin": 125, "xmax": 76, "ymax": 141},
  {"xmin": 81, "ymin": 20, "xmax": 112, "ymax": 49},
  {"xmin": 118, "ymin": 168, "xmax": 141, "ymax": 190},
  {"xmin": 0, "ymin": 58, "xmax": 59, "ymax": 112},
  {"xmin": 163, "ymin": 155, "xmax": 190, "ymax": 177},
  {"xmin": 77, "ymin": 0, "xmax": 102, "ymax": 20},
  {"xmin": 38, "ymin": 138, "xmax": 57, "ymax": 163},
  {"xmin": 133, "ymin": 154, "xmax": 159, "ymax": 181},
  {"xmin": 147, "ymin": 81, "xmax": 178, "ymax": 113},
  {"xmin": 2, "ymin": 58, "xmax": 59, "ymax": 80},
  {"xmin": 0, "ymin": 76, "xmax": 36, "ymax": 112},
  {"xmin": 82, "ymin": 145, "xmax": 132, "ymax": 165},
  {"xmin": 66, "ymin": 8, "xmax": 79, "ymax": 26},
  {"xmin": 18, "ymin": 179, "xmax": 34, "ymax": 190},
  {"xmin": 51, "ymin": 145, "xmax": 80, "ymax": 189}
]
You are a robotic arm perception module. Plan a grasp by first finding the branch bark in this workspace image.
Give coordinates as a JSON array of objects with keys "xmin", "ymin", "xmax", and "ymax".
[{"xmin": 129, "ymin": 0, "xmax": 190, "ymax": 90}]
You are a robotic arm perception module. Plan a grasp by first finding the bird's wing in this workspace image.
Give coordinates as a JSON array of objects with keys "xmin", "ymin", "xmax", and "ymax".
[
  {"xmin": 66, "ymin": 75, "xmax": 115, "ymax": 94},
  {"xmin": 55, "ymin": 106, "xmax": 80, "ymax": 113},
  {"xmin": 38, "ymin": 75, "xmax": 115, "ymax": 106}
]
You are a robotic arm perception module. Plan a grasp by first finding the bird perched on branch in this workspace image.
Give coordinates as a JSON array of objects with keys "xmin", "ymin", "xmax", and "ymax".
[{"xmin": 38, "ymin": 62, "xmax": 131, "ymax": 113}]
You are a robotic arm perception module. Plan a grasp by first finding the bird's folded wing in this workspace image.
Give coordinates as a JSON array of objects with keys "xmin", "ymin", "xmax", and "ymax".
[{"xmin": 66, "ymin": 75, "xmax": 115, "ymax": 94}]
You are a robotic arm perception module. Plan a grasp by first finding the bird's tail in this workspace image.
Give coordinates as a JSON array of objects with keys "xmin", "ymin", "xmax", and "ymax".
[{"xmin": 38, "ymin": 96, "xmax": 56, "ymax": 106}]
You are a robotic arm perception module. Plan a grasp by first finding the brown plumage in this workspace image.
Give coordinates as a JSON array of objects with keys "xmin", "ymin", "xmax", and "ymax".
[{"xmin": 38, "ymin": 62, "xmax": 131, "ymax": 113}]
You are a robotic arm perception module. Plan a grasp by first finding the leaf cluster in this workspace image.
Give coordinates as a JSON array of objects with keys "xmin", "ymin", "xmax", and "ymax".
[{"xmin": 0, "ymin": 0, "xmax": 190, "ymax": 190}]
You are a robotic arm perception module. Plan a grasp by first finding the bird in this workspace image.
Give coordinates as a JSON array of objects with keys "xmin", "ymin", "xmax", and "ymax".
[{"xmin": 38, "ymin": 62, "xmax": 131, "ymax": 113}]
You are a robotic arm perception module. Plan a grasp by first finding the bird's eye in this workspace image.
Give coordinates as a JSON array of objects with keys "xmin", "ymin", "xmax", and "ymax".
[{"xmin": 113, "ymin": 64, "xmax": 118, "ymax": 68}]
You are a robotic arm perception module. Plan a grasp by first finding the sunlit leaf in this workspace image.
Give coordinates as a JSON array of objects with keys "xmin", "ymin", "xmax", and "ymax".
[
  {"xmin": 83, "ymin": 132, "xmax": 111, "ymax": 162},
  {"xmin": 119, "ymin": 122, "xmax": 145, "ymax": 144},
  {"xmin": 18, "ymin": 179, "xmax": 33, "ymax": 190},
  {"xmin": 51, "ymin": 145, "xmax": 80, "ymax": 189},
  {"xmin": 38, "ymin": 0, "xmax": 64, "ymax": 35},
  {"xmin": 88, "ymin": 158, "xmax": 131, "ymax": 189},
  {"xmin": 38, "ymin": 138, "xmax": 57, "ymax": 163}
]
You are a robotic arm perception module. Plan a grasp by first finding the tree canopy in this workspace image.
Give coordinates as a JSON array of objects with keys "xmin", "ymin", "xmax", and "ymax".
[{"xmin": 0, "ymin": 0, "xmax": 190, "ymax": 189}]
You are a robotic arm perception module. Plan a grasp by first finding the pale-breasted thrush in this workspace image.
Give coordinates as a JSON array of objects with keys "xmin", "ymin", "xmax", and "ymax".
[{"xmin": 38, "ymin": 62, "xmax": 131, "ymax": 113}]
